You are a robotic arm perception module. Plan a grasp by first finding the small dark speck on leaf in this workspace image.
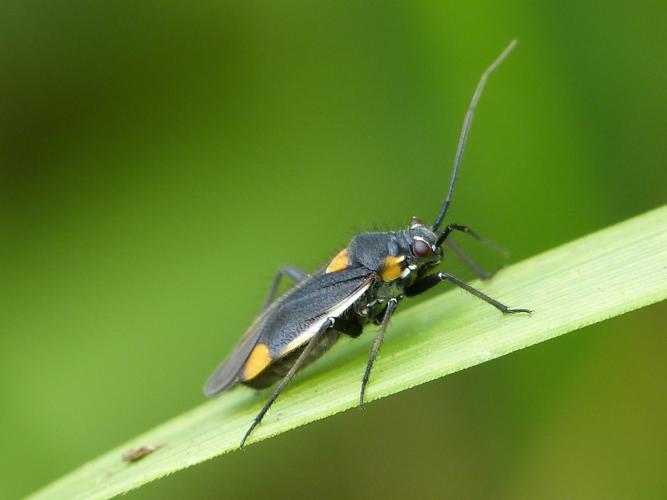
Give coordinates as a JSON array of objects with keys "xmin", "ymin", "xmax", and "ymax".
[{"xmin": 122, "ymin": 443, "xmax": 164, "ymax": 463}]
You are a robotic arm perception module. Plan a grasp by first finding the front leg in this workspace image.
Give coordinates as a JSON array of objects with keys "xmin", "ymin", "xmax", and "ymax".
[
  {"xmin": 445, "ymin": 240, "xmax": 500, "ymax": 281},
  {"xmin": 436, "ymin": 223, "xmax": 508, "ymax": 257},
  {"xmin": 405, "ymin": 272, "xmax": 531, "ymax": 314}
]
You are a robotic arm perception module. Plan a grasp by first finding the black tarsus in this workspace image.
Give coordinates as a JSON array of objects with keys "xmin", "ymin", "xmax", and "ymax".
[
  {"xmin": 262, "ymin": 266, "xmax": 308, "ymax": 310},
  {"xmin": 405, "ymin": 272, "xmax": 531, "ymax": 314},
  {"xmin": 240, "ymin": 317, "xmax": 335, "ymax": 449},
  {"xmin": 359, "ymin": 298, "xmax": 399, "ymax": 408},
  {"xmin": 432, "ymin": 40, "xmax": 517, "ymax": 233}
]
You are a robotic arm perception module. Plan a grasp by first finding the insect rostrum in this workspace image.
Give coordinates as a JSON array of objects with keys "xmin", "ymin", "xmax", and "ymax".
[{"xmin": 204, "ymin": 39, "xmax": 531, "ymax": 449}]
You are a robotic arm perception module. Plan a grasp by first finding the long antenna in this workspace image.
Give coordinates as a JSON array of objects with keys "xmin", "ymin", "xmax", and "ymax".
[{"xmin": 431, "ymin": 39, "xmax": 517, "ymax": 232}]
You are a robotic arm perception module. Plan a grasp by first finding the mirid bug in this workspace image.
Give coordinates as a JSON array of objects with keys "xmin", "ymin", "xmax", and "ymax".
[{"xmin": 204, "ymin": 40, "xmax": 531, "ymax": 448}]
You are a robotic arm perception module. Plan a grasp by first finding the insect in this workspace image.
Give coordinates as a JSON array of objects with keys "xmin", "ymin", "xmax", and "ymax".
[{"xmin": 204, "ymin": 40, "xmax": 530, "ymax": 449}]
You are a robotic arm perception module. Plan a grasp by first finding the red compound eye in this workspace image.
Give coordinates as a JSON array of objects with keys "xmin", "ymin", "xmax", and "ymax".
[{"xmin": 412, "ymin": 239, "xmax": 432, "ymax": 258}]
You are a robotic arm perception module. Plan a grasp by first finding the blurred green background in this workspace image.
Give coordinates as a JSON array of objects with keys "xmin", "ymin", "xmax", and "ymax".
[{"xmin": 1, "ymin": 1, "xmax": 665, "ymax": 499}]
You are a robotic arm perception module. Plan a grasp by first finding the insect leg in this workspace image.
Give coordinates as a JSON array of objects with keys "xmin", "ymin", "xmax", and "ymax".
[
  {"xmin": 437, "ymin": 223, "xmax": 508, "ymax": 257},
  {"xmin": 359, "ymin": 298, "xmax": 399, "ymax": 408},
  {"xmin": 405, "ymin": 273, "xmax": 532, "ymax": 314},
  {"xmin": 262, "ymin": 266, "xmax": 309, "ymax": 310},
  {"xmin": 445, "ymin": 240, "xmax": 501, "ymax": 281},
  {"xmin": 240, "ymin": 317, "xmax": 335, "ymax": 449},
  {"xmin": 333, "ymin": 317, "xmax": 363, "ymax": 338}
]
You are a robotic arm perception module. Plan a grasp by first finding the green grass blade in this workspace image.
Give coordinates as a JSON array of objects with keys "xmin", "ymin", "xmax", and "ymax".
[{"xmin": 29, "ymin": 206, "xmax": 667, "ymax": 500}]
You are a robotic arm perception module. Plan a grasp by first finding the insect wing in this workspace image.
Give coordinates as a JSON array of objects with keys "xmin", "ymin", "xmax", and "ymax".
[
  {"xmin": 204, "ymin": 267, "xmax": 375, "ymax": 397},
  {"xmin": 203, "ymin": 309, "xmax": 268, "ymax": 396},
  {"xmin": 265, "ymin": 270, "xmax": 374, "ymax": 360}
]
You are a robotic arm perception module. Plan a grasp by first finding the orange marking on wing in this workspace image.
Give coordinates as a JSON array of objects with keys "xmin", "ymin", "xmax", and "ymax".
[
  {"xmin": 325, "ymin": 248, "xmax": 349, "ymax": 273},
  {"xmin": 380, "ymin": 255, "xmax": 405, "ymax": 282},
  {"xmin": 241, "ymin": 343, "xmax": 272, "ymax": 380}
]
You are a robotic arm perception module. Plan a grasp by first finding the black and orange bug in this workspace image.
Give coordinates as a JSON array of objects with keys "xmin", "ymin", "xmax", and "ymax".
[{"xmin": 204, "ymin": 40, "xmax": 531, "ymax": 448}]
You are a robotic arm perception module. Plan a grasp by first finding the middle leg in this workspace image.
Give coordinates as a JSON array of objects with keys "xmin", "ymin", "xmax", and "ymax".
[{"xmin": 359, "ymin": 298, "xmax": 399, "ymax": 408}]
